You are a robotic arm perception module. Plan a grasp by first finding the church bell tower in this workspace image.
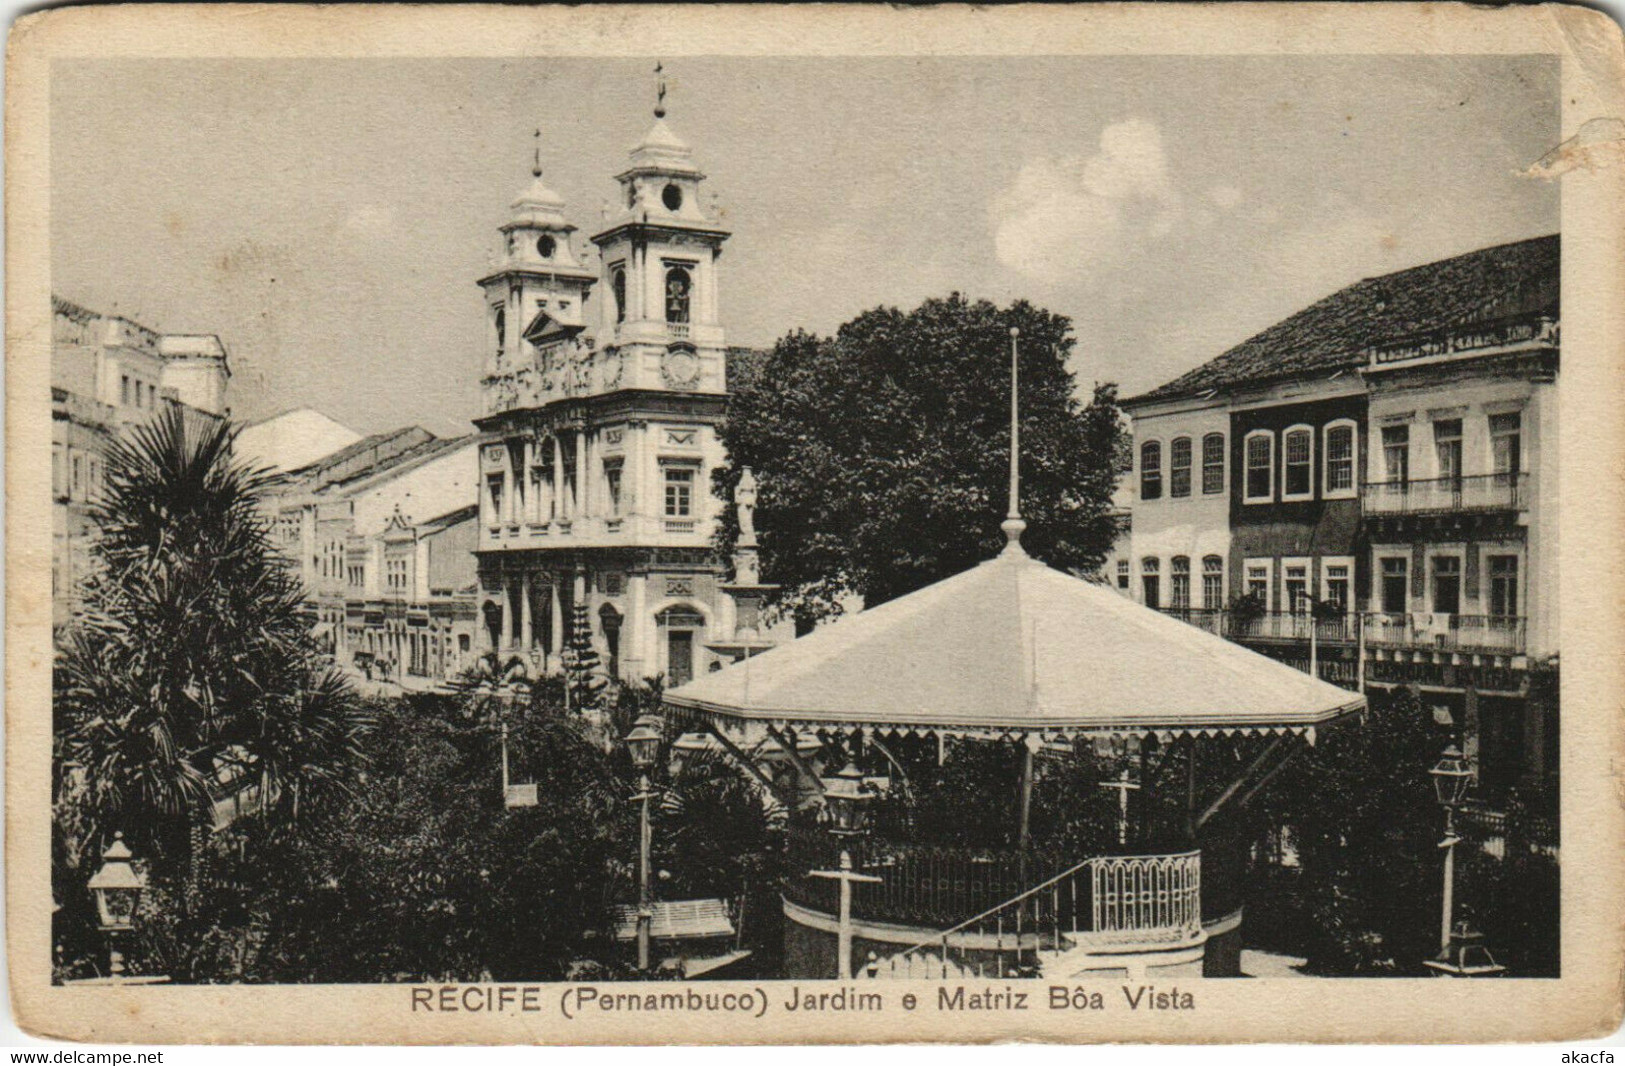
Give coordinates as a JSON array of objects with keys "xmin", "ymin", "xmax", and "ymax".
[
  {"xmin": 478, "ymin": 132, "xmax": 598, "ymax": 415},
  {"xmin": 589, "ymin": 65, "xmax": 730, "ymax": 395}
]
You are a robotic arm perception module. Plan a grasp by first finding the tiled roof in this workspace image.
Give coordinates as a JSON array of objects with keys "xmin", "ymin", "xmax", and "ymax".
[
  {"xmin": 1127, "ymin": 235, "xmax": 1559, "ymax": 406},
  {"xmin": 417, "ymin": 503, "xmax": 479, "ymax": 532},
  {"xmin": 286, "ymin": 425, "xmax": 435, "ymax": 485},
  {"xmin": 323, "ymin": 434, "xmax": 474, "ymax": 492}
]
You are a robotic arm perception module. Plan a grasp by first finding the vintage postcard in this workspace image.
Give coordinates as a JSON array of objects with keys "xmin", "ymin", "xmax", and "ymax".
[{"xmin": 7, "ymin": 1, "xmax": 1624, "ymax": 1046}]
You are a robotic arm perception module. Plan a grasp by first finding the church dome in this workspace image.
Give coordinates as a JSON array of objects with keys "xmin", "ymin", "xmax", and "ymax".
[
  {"xmin": 627, "ymin": 117, "xmax": 702, "ymax": 176},
  {"xmin": 503, "ymin": 173, "xmax": 574, "ymax": 234},
  {"xmin": 512, "ymin": 174, "xmax": 566, "ymax": 212}
]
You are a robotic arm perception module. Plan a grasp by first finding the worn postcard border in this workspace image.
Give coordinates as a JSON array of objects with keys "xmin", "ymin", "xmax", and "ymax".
[{"xmin": 7, "ymin": 1, "xmax": 1625, "ymax": 1045}]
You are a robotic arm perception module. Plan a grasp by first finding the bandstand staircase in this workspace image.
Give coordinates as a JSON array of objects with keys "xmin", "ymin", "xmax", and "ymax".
[{"xmin": 875, "ymin": 851, "xmax": 1203, "ymax": 979}]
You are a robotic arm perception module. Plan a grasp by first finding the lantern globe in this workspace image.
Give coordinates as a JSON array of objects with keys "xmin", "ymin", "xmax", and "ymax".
[
  {"xmin": 86, "ymin": 832, "xmax": 147, "ymax": 933},
  {"xmin": 1429, "ymin": 745, "xmax": 1474, "ymax": 807},
  {"xmin": 625, "ymin": 714, "xmax": 663, "ymax": 771},
  {"xmin": 820, "ymin": 762, "xmax": 873, "ymax": 835}
]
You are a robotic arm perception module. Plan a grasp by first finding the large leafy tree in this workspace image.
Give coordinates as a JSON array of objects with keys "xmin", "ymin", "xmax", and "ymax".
[
  {"xmin": 237, "ymin": 696, "xmax": 624, "ymax": 982},
  {"xmin": 53, "ymin": 406, "xmax": 370, "ymax": 889},
  {"xmin": 1255, "ymin": 686, "xmax": 1448, "ymax": 974},
  {"xmin": 209, "ymin": 690, "xmax": 783, "ymax": 983},
  {"xmin": 716, "ymin": 294, "xmax": 1125, "ymax": 624}
]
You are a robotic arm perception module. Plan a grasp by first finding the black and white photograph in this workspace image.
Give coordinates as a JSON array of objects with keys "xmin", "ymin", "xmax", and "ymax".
[{"xmin": 9, "ymin": 2, "xmax": 1624, "ymax": 1048}]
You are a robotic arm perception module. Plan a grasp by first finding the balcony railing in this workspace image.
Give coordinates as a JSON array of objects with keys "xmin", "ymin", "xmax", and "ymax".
[
  {"xmin": 1157, "ymin": 607, "xmax": 1226, "ymax": 635},
  {"xmin": 1225, "ymin": 610, "xmax": 1358, "ymax": 644},
  {"xmin": 1158, "ymin": 608, "xmax": 1527, "ymax": 656},
  {"xmin": 1362, "ymin": 472, "xmax": 1527, "ymax": 516},
  {"xmin": 1363, "ymin": 613, "xmax": 1526, "ymax": 655},
  {"xmin": 1159, "ymin": 608, "xmax": 1356, "ymax": 644}
]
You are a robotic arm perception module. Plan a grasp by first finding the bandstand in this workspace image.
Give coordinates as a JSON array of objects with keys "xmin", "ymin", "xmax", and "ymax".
[{"xmin": 663, "ymin": 334, "xmax": 1365, "ymax": 980}]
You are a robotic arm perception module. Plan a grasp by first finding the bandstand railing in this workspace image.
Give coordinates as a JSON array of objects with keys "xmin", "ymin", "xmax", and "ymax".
[
  {"xmin": 784, "ymin": 827, "xmax": 1064, "ymax": 929},
  {"xmin": 871, "ymin": 850, "xmax": 1202, "ymax": 979}
]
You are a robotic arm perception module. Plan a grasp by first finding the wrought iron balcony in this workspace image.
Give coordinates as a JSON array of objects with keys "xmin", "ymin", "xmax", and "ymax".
[
  {"xmin": 1362, "ymin": 472, "xmax": 1527, "ymax": 516},
  {"xmin": 1156, "ymin": 607, "xmax": 1226, "ymax": 635},
  {"xmin": 1362, "ymin": 612, "xmax": 1526, "ymax": 655},
  {"xmin": 1157, "ymin": 608, "xmax": 1356, "ymax": 644}
]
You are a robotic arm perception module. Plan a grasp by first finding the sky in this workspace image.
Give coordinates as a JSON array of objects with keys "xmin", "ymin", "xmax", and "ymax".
[{"xmin": 52, "ymin": 56, "xmax": 1558, "ymax": 437}]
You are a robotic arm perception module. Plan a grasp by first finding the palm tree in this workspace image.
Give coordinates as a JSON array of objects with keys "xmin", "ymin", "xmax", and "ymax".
[{"xmin": 54, "ymin": 405, "xmax": 370, "ymax": 875}]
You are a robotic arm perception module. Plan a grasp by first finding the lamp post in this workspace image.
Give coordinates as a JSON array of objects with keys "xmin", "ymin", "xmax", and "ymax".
[
  {"xmin": 1428, "ymin": 745, "xmax": 1472, "ymax": 953},
  {"xmin": 86, "ymin": 831, "xmax": 147, "ymax": 981},
  {"xmin": 1300, "ymin": 590, "xmax": 1318, "ymax": 680},
  {"xmin": 810, "ymin": 762, "xmax": 882, "ymax": 980},
  {"xmin": 1424, "ymin": 745, "xmax": 1505, "ymax": 976},
  {"xmin": 625, "ymin": 713, "xmax": 663, "ymax": 973}
]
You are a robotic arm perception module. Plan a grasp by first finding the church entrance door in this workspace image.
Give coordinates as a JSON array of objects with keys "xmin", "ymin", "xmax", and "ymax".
[{"xmin": 667, "ymin": 630, "xmax": 693, "ymax": 687}]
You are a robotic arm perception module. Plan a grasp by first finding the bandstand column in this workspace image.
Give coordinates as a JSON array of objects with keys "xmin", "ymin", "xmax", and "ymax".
[
  {"xmin": 1018, "ymin": 737, "xmax": 1035, "ymax": 855},
  {"xmin": 1185, "ymin": 735, "xmax": 1199, "ymax": 841}
]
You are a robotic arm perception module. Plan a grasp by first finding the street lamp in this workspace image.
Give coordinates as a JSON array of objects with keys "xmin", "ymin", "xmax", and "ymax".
[
  {"xmin": 625, "ymin": 714, "xmax": 663, "ymax": 972},
  {"xmin": 86, "ymin": 831, "xmax": 147, "ymax": 980},
  {"xmin": 811, "ymin": 762, "xmax": 881, "ymax": 980},
  {"xmin": 1428, "ymin": 744, "xmax": 1472, "ymax": 955},
  {"xmin": 1424, "ymin": 745, "xmax": 1505, "ymax": 976}
]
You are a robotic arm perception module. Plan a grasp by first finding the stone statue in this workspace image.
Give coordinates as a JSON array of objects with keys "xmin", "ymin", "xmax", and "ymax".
[{"xmin": 736, "ymin": 467, "xmax": 758, "ymax": 543}]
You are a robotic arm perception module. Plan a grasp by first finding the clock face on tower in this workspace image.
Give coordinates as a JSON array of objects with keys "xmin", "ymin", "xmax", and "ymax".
[
  {"xmin": 537, "ymin": 235, "xmax": 556, "ymax": 259},
  {"xmin": 661, "ymin": 348, "xmax": 700, "ymax": 389}
]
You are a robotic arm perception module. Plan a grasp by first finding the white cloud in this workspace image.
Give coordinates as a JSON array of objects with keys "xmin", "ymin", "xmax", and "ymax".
[{"xmin": 991, "ymin": 118, "xmax": 1181, "ymax": 285}]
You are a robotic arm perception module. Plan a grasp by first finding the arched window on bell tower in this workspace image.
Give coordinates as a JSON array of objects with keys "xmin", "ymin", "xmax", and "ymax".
[
  {"xmin": 664, "ymin": 266, "xmax": 691, "ymax": 325},
  {"xmin": 493, "ymin": 306, "xmax": 506, "ymax": 360},
  {"xmin": 612, "ymin": 267, "xmax": 627, "ymax": 324}
]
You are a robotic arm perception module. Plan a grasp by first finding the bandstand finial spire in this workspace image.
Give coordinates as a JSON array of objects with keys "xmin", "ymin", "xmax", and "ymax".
[
  {"xmin": 654, "ymin": 61, "xmax": 667, "ymax": 119},
  {"xmin": 1001, "ymin": 325, "xmax": 1027, "ymax": 554}
]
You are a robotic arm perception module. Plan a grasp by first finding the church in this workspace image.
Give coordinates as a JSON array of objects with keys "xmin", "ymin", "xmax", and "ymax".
[{"xmin": 472, "ymin": 80, "xmax": 748, "ymax": 687}]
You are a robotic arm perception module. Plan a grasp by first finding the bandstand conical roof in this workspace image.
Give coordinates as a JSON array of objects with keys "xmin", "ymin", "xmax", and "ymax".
[{"xmin": 666, "ymin": 541, "xmax": 1364, "ymax": 742}]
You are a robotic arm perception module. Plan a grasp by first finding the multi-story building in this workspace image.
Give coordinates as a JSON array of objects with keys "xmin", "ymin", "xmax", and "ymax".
[
  {"xmin": 51, "ymin": 296, "xmax": 231, "ymax": 626},
  {"xmin": 359, "ymin": 503, "xmax": 481, "ymax": 680},
  {"xmin": 1358, "ymin": 268, "xmax": 1558, "ymax": 797},
  {"xmin": 1123, "ymin": 234, "xmax": 1559, "ymax": 801},
  {"xmin": 472, "ymin": 100, "xmax": 743, "ymax": 687},
  {"xmin": 262, "ymin": 427, "xmax": 480, "ymax": 664}
]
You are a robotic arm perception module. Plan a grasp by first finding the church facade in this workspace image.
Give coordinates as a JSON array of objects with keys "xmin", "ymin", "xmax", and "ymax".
[{"xmin": 471, "ymin": 99, "xmax": 740, "ymax": 687}]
